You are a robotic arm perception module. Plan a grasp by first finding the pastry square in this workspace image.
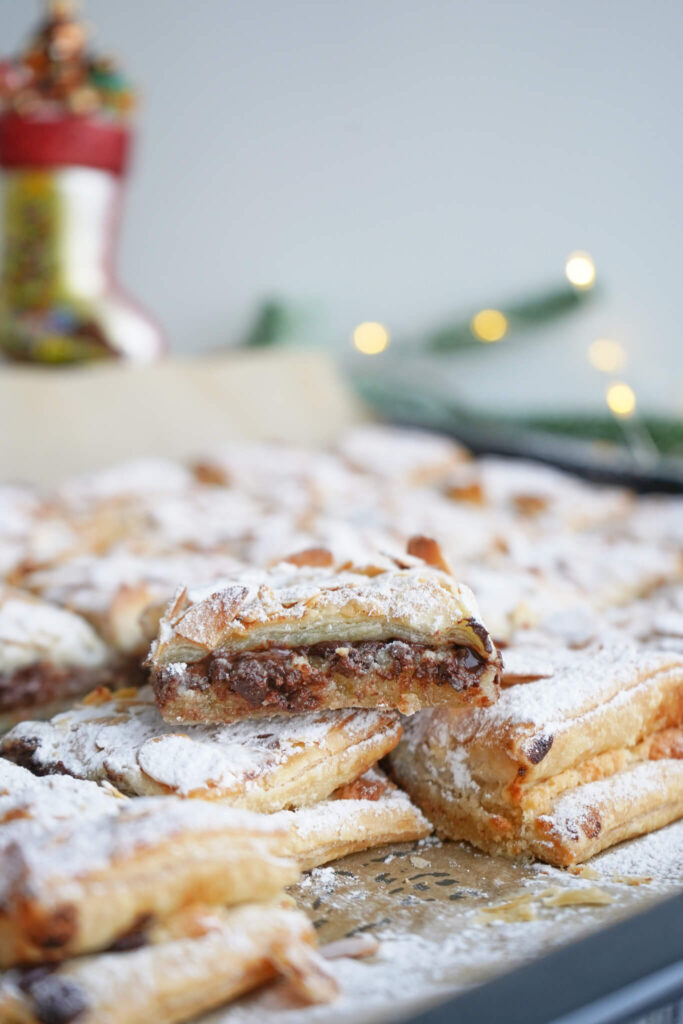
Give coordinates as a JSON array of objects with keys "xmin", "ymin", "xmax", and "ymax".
[
  {"xmin": 281, "ymin": 768, "xmax": 431, "ymax": 869},
  {"xmin": 0, "ymin": 586, "xmax": 126, "ymax": 730},
  {"xmin": 389, "ymin": 643, "xmax": 683, "ymax": 865},
  {"xmin": 336, "ymin": 425, "xmax": 469, "ymax": 485},
  {"xmin": 444, "ymin": 456, "xmax": 631, "ymax": 529},
  {"xmin": 0, "ymin": 761, "xmax": 297, "ymax": 966},
  {"xmin": 148, "ymin": 564, "xmax": 502, "ymax": 722},
  {"xmin": 0, "ymin": 901, "xmax": 336, "ymax": 1024},
  {"xmin": 15, "ymin": 550, "xmax": 243, "ymax": 657},
  {"xmin": 2, "ymin": 685, "xmax": 403, "ymax": 813}
]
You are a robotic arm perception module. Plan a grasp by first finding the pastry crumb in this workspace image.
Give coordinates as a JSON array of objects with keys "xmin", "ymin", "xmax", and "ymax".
[
  {"xmin": 612, "ymin": 874, "xmax": 653, "ymax": 886},
  {"xmin": 541, "ymin": 886, "xmax": 612, "ymax": 907}
]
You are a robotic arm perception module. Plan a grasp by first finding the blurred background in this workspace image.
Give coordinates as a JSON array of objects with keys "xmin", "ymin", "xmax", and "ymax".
[{"xmin": 1, "ymin": 0, "xmax": 682, "ymax": 419}]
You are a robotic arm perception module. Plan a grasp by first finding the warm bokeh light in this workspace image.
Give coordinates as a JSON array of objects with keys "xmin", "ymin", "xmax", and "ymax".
[
  {"xmin": 588, "ymin": 338, "xmax": 626, "ymax": 373},
  {"xmin": 565, "ymin": 251, "xmax": 596, "ymax": 289},
  {"xmin": 606, "ymin": 381, "xmax": 636, "ymax": 418},
  {"xmin": 352, "ymin": 321, "xmax": 390, "ymax": 355},
  {"xmin": 470, "ymin": 308, "xmax": 508, "ymax": 342}
]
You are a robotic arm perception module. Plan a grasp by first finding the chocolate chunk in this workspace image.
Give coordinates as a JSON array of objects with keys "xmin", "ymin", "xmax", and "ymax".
[
  {"xmin": 525, "ymin": 734, "xmax": 554, "ymax": 765},
  {"xmin": 24, "ymin": 975, "xmax": 88, "ymax": 1024}
]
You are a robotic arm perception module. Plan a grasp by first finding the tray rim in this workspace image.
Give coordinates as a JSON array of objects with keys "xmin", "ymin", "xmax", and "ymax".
[{"xmin": 401, "ymin": 890, "xmax": 683, "ymax": 1024}]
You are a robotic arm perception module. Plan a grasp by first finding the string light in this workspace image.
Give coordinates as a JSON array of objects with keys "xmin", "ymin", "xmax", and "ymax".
[
  {"xmin": 588, "ymin": 338, "xmax": 626, "ymax": 374},
  {"xmin": 606, "ymin": 381, "xmax": 636, "ymax": 418},
  {"xmin": 565, "ymin": 251, "xmax": 596, "ymax": 289},
  {"xmin": 352, "ymin": 321, "xmax": 390, "ymax": 355},
  {"xmin": 470, "ymin": 309, "xmax": 508, "ymax": 343}
]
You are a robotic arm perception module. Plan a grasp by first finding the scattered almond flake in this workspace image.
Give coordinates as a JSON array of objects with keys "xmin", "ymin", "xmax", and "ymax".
[
  {"xmin": 320, "ymin": 935, "xmax": 380, "ymax": 960},
  {"xmin": 409, "ymin": 855, "xmax": 430, "ymax": 869},
  {"xmin": 383, "ymin": 854, "xmax": 395, "ymax": 864},
  {"xmin": 612, "ymin": 874, "xmax": 653, "ymax": 886},
  {"xmin": 568, "ymin": 865, "xmax": 600, "ymax": 879},
  {"xmin": 540, "ymin": 886, "xmax": 612, "ymax": 907},
  {"xmin": 477, "ymin": 892, "xmax": 538, "ymax": 924}
]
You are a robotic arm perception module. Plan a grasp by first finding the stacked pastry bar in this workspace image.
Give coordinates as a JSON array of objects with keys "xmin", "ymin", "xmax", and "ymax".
[
  {"xmin": 2, "ymin": 684, "xmax": 428, "ymax": 867},
  {"xmin": 3, "ymin": 557, "xmax": 506, "ymax": 866},
  {"xmin": 1, "ymin": 425, "xmax": 682, "ymax": 884},
  {"xmin": 389, "ymin": 642, "xmax": 683, "ymax": 865},
  {"xmin": 0, "ymin": 759, "xmax": 337, "ymax": 1023}
]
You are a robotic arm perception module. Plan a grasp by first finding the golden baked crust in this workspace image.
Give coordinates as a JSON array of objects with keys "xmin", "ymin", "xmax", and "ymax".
[
  {"xmin": 148, "ymin": 563, "xmax": 502, "ymax": 721},
  {"xmin": 0, "ymin": 762, "xmax": 297, "ymax": 966},
  {"xmin": 0, "ymin": 901, "xmax": 336, "ymax": 1024},
  {"xmin": 2, "ymin": 686, "xmax": 403, "ymax": 813},
  {"xmin": 280, "ymin": 768, "xmax": 431, "ymax": 869},
  {"xmin": 0, "ymin": 585, "xmax": 132, "ymax": 722},
  {"xmin": 389, "ymin": 643, "xmax": 683, "ymax": 865}
]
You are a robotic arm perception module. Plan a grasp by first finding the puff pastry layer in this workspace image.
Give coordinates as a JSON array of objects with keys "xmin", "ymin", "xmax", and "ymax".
[
  {"xmin": 149, "ymin": 564, "xmax": 502, "ymax": 721},
  {"xmin": 0, "ymin": 762, "xmax": 297, "ymax": 966},
  {"xmin": 2, "ymin": 685, "xmax": 402, "ymax": 813},
  {"xmin": 0, "ymin": 586, "xmax": 128, "ymax": 727},
  {"xmin": 280, "ymin": 768, "xmax": 431, "ymax": 869},
  {"xmin": 389, "ymin": 643, "xmax": 683, "ymax": 864},
  {"xmin": 0, "ymin": 900, "xmax": 336, "ymax": 1024}
]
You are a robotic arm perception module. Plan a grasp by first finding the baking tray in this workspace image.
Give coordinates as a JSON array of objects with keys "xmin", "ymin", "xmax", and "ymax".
[
  {"xmin": 205, "ymin": 821, "xmax": 683, "ymax": 1024},
  {"xmin": 1, "ymin": 353, "xmax": 680, "ymax": 1023}
]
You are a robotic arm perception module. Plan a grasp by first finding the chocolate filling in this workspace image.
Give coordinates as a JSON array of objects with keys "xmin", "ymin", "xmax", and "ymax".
[
  {"xmin": 156, "ymin": 639, "xmax": 488, "ymax": 712},
  {"xmin": 0, "ymin": 660, "xmax": 145, "ymax": 713}
]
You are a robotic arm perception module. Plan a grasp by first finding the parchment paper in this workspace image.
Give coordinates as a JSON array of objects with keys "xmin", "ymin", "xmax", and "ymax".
[
  {"xmin": 0, "ymin": 350, "xmax": 367, "ymax": 485},
  {"xmin": 209, "ymin": 821, "xmax": 683, "ymax": 1024}
]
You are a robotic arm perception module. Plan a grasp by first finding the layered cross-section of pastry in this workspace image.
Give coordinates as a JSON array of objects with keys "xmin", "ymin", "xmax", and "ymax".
[
  {"xmin": 389, "ymin": 643, "xmax": 683, "ymax": 865},
  {"xmin": 15, "ymin": 549, "xmax": 244, "ymax": 660},
  {"xmin": 148, "ymin": 563, "xmax": 502, "ymax": 722},
  {"xmin": 0, "ymin": 760, "xmax": 298, "ymax": 966},
  {"xmin": 0, "ymin": 585, "xmax": 125, "ymax": 730},
  {"xmin": 0, "ymin": 900, "xmax": 336, "ymax": 1024},
  {"xmin": 279, "ymin": 768, "xmax": 431, "ymax": 869},
  {"xmin": 2, "ymin": 685, "xmax": 403, "ymax": 813}
]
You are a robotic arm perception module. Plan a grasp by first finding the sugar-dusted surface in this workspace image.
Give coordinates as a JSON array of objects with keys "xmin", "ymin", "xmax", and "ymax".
[
  {"xmin": 457, "ymin": 642, "xmax": 683, "ymax": 736},
  {"xmin": 206, "ymin": 823, "xmax": 683, "ymax": 1024},
  {"xmin": 152, "ymin": 563, "xmax": 496, "ymax": 666},
  {"xmin": 0, "ymin": 764, "xmax": 286, "ymax": 905},
  {"xmin": 0, "ymin": 586, "xmax": 108, "ymax": 673},
  {"xmin": 2, "ymin": 686, "xmax": 400, "ymax": 799}
]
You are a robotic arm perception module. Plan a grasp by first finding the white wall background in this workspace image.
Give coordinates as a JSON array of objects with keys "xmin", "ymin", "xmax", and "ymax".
[{"xmin": 3, "ymin": 0, "xmax": 682, "ymax": 414}]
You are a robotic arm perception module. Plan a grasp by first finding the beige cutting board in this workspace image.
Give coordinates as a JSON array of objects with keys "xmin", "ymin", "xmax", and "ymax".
[{"xmin": 0, "ymin": 350, "xmax": 368, "ymax": 485}]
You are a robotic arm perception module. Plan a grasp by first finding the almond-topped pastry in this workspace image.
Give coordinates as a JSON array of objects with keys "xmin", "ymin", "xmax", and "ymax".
[
  {"xmin": 389, "ymin": 642, "xmax": 683, "ymax": 865},
  {"xmin": 2, "ymin": 686, "xmax": 403, "ymax": 813},
  {"xmin": 0, "ymin": 761, "xmax": 298, "ymax": 967},
  {"xmin": 0, "ymin": 585, "xmax": 131, "ymax": 730},
  {"xmin": 148, "ymin": 559, "xmax": 502, "ymax": 722},
  {"xmin": 279, "ymin": 767, "xmax": 431, "ymax": 869},
  {"xmin": 15, "ymin": 550, "xmax": 244, "ymax": 657},
  {"xmin": 0, "ymin": 900, "xmax": 337, "ymax": 1024}
]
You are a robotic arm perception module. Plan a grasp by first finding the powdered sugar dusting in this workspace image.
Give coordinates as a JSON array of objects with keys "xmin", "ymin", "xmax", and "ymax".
[{"xmin": 2, "ymin": 686, "xmax": 400, "ymax": 801}]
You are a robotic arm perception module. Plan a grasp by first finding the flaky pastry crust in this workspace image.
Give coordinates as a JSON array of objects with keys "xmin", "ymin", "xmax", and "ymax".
[
  {"xmin": 2, "ymin": 686, "xmax": 403, "ymax": 813},
  {"xmin": 148, "ymin": 563, "xmax": 501, "ymax": 721},
  {"xmin": 0, "ymin": 900, "xmax": 336, "ymax": 1024},
  {"xmin": 0, "ymin": 763, "xmax": 297, "ymax": 966}
]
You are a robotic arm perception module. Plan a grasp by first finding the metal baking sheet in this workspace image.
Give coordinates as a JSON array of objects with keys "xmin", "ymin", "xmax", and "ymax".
[{"xmin": 207, "ymin": 821, "xmax": 683, "ymax": 1024}]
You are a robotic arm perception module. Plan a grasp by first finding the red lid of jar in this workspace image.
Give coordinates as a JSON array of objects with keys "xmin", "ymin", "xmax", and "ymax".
[{"xmin": 0, "ymin": 113, "xmax": 131, "ymax": 175}]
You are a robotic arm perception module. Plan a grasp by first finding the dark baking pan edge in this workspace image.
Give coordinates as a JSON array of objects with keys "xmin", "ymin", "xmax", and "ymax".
[
  {"xmin": 401, "ymin": 891, "xmax": 683, "ymax": 1024},
  {"xmin": 390, "ymin": 417, "xmax": 683, "ymax": 493}
]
